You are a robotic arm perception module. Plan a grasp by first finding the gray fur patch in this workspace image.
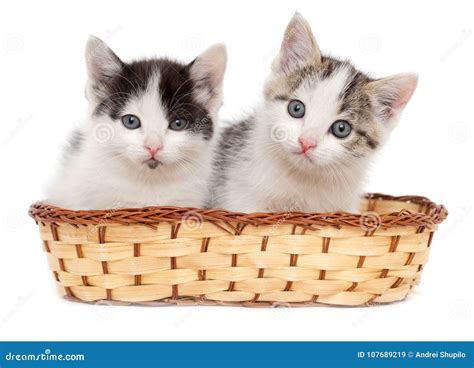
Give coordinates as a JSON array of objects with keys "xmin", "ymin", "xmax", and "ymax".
[
  {"xmin": 61, "ymin": 129, "xmax": 85, "ymax": 165},
  {"xmin": 67, "ymin": 130, "xmax": 84, "ymax": 155},
  {"xmin": 207, "ymin": 118, "xmax": 254, "ymax": 207},
  {"xmin": 92, "ymin": 58, "xmax": 214, "ymax": 140},
  {"xmin": 265, "ymin": 54, "xmax": 381, "ymax": 155}
]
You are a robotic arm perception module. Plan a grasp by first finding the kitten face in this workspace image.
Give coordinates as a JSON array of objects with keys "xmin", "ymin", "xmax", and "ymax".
[
  {"xmin": 84, "ymin": 37, "xmax": 226, "ymax": 171},
  {"xmin": 262, "ymin": 14, "xmax": 417, "ymax": 171}
]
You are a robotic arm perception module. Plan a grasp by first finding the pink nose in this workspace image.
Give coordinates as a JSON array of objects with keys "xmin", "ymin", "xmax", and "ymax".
[
  {"xmin": 298, "ymin": 137, "xmax": 316, "ymax": 153},
  {"xmin": 144, "ymin": 145, "xmax": 161, "ymax": 156}
]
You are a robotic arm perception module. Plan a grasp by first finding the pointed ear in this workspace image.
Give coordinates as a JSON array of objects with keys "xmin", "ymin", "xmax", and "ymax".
[
  {"xmin": 366, "ymin": 73, "xmax": 418, "ymax": 125},
  {"xmin": 272, "ymin": 13, "xmax": 322, "ymax": 75},
  {"xmin": 189, "ymin": 43, "xmax": 227, "ymax": 113},
  {"xmin": 85, "ymin": 36, "xmax": 123, "ymax": 99}
]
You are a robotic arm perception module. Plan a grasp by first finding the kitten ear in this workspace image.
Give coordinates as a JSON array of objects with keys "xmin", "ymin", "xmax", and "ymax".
[
  {"xmin": 189, "ymin": 43, "xmax": 227, "ymax": 113},
  {"xmin": 85, "ymin": 36, "xmax": 123, "ymax": 99},
  {"xmin": 272, "ymin": 13, "xmax": 322, "ymax": 75},
  {"xmin": 366, "ymin": 73, "xmax": 418, "ymax": 125}
]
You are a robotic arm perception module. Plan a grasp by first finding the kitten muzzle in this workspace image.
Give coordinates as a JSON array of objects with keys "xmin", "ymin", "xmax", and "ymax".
[{"xmin": 146, "ymin": 159, "xmax": 161, "ymax": 169}]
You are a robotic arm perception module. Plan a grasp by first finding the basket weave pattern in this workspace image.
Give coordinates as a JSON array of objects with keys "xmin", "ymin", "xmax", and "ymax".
[{"xmin": 29, "ymin": 194, "xmax": 447, "ymax": 307}]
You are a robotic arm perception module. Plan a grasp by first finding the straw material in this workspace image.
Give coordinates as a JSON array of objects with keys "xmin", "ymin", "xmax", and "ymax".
[{"xmin": 29, "ymin": 193, "xmax": 447, "ymax": 307}]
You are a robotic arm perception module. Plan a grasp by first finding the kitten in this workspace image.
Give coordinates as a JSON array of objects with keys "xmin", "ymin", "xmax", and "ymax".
[
  {"xmin": 211, "ymin": 13, "xmax": 417, "ymax": 213},
  {"xmin": 46, "ymin": 36, "xmax": 227, "ymax": 210}
]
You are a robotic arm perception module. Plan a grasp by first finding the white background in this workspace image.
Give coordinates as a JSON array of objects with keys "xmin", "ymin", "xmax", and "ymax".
[{"xmin": 1, "ymin": 0, "xmax": 473, "ymax": 341}]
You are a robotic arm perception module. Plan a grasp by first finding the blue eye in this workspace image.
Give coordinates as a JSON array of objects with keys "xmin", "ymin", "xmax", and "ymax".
[
  {"xmin": 169, "ymin": 118, "xmax": 188, "ymax": 131},
  {"xmin": 330, "ymin": 120, "xmax": 352, "ymax": 138},
  {"xmin": 288, "ymin": 100, "xmax": 305, "ymax": 118},
  {"xmin": 121, "ymin": 114, "xmax": 141, "ymax": 129}
]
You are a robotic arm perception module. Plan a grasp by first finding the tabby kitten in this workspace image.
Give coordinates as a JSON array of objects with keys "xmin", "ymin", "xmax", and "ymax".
[
  {"xmin": 47, "ymin": 36, "xmax": 227, "ymax": 209},
  {"xmin": 211, "ymin": 13, "xmax": 417, "ymax": 213}
]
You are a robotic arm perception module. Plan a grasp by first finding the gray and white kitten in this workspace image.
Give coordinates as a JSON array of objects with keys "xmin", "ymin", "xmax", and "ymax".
[
  {"xmin": 211, "ymin": 14, "xmax": 417, "ymax": 213},
  {"xmin": 47, "ymin": 36, "xmax": 227, "ymax": 210}
]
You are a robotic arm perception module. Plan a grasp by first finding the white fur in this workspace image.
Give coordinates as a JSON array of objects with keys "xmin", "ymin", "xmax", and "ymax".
[
  {"xmin": 213, "ymin": 15, "xmax": 417, "ymax": 213},
  {"xmin": 46, "ymin": 38, "xmax": 226, "ymax": 210},
  {"xmin": 47, "ymin": 74, "xmax": 215, "ymax": 209},
  {"xmin": 216, "ymin": 66, "xmax": 371, "ymax": 213}
]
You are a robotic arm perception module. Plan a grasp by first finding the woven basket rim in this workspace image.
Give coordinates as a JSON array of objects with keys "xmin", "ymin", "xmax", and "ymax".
[{"xmin": 29, "ymin": 193, "xmax": 447, "ymax": 229}]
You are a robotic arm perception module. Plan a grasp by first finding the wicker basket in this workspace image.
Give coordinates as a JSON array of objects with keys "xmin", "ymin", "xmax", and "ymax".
[{"xmin": 29, "ymin": 193, "xmax": 447, "ymax": 307}]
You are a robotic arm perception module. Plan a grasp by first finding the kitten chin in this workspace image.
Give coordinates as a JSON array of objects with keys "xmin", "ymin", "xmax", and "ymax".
[
  {"xmin": 146, "ymin": 159, "xmax": 161, "ymax": 169},
  {"xmin": 46, "ymin": 36, "xmax": 227, "ymax": 210},
  {"xmin": 210, "ymin": 14, "xmax": 417, "ymax": 213}
]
